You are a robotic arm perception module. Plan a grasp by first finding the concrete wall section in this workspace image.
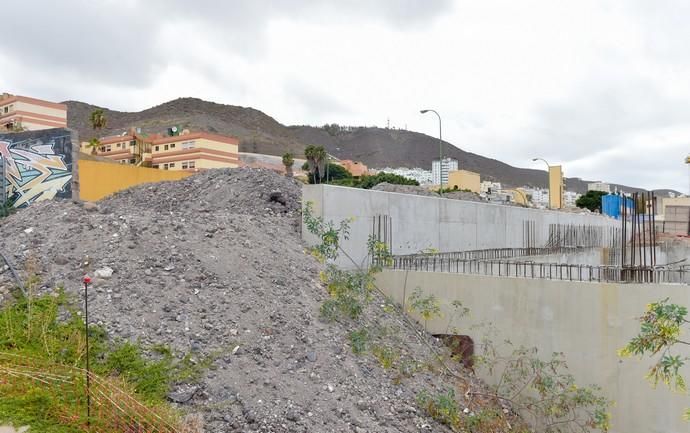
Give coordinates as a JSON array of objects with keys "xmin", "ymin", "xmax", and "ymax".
[
  {"xmin": 0, "ymin": 128, "xmax": 73, "ymax": 207},
  {"xmin": 376, "ymin": 270, "xmax": 690, "ymax": 433},
  {"xmin": 303, "ymin": 185, "xmax": 619, "ymax": 268}
]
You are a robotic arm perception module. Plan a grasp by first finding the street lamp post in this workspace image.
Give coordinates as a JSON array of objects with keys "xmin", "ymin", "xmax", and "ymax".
[
  {"xmin": 532, "ymin": 157, "xmax": 551, "ymax": 209},
  {"xmin": 420, "ymin": 109, "xmax": 443, "ymax": 197}
]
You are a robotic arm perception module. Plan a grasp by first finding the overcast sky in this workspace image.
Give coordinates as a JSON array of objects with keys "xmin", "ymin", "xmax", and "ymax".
[{"xmin": 2, "ymin": 0, "xmax": 689, "ymax": 192}]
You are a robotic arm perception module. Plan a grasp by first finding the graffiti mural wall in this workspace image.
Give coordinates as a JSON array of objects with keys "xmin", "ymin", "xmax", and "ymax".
[{"xmin": 0, "ymin": 128, "xmax": 73, "ymax": 207}]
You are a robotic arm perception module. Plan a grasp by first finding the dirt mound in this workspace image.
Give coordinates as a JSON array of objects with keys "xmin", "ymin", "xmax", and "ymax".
[
  {"xmin": 0, "ymin": 168, "xmax": 466, "ymax": 432},
  {"xmin": 372, "ymin": 182, "xmax": 484, "ymax": 202}
]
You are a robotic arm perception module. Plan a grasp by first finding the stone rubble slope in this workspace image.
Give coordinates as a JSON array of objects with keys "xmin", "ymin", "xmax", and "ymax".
[
  {"xmin": 0, "ymin": 168, "xmax": 475, "ymax": 433},
  {"xmin": 372, "ymin": 182, "xmax": 484, "ymax": 202}
]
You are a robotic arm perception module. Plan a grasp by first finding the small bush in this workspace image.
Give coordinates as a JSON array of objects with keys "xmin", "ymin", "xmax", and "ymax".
[
  {"xmin": 348, "ymin": 328, "xmax": 369, "ymax": 354},
  {"xmin": 0, "ymin": 198, "xmax": 15, "ymax": 218},
  {"xmin": 417, "ymin": 389, "xmax": 462, "ymax": 430},
  {"xmin": 372, "ymin": 345, "xmax": 399, "ymax": 369}
]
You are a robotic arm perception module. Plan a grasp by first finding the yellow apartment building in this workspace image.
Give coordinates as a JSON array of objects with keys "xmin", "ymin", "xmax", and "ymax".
[
  {"xmin": 548, "ymin": 165, "xmax": 564, "ymax": 209},
  {"xmin": 0, "ymin": 93, "xmax": 67, "ymax": 131},
  {"xmin": 447, "ymin": 170, "xmax": 481, "ymax": 193},
  {"xmin": 81, "ymin": 129, "xmax": 239, "ymax": 171}
]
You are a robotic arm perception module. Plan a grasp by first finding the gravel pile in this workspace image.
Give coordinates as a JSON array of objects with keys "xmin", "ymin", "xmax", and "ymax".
[
  {"xmin": 372, "ymin": 183, "xmax": 484, "ymax": 202},
  {"xmin": 0, "ymin": 168, "xmax": 476, "ymax": 432}
]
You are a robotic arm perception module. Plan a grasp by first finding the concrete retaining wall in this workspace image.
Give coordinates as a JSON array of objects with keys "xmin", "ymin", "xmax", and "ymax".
[
  {"xmin": 303, "ymin": 185, "xmax": 620, "ymax": 268},
  {"xmin": 376, "ymin": 270, "xmax": 690, "ymax": 433}
]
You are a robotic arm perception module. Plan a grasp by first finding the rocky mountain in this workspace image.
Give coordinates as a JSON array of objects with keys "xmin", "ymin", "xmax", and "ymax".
[{"xmin": 65, "ymin": 98, "xmax": 677, "ymax": 195}]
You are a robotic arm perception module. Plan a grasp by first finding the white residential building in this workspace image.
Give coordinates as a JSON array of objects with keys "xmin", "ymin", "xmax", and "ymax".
[
  {"xmin": 564, "ymin": 191, "xmax": 581, "ymax": 208},
  {"xmin": 378, "ymin": 167, "xmax": 432, "ymax": 185},
  {"xmin": 522, "ymin": 188, "xmax": 549, "ymax": 208},
  {"xmin": 588, "ymin": 182, "xmax": 611, "ymax": 194},
  {"xmin": 480, "ymin": 181, "xmax": 502, "ymax": 194},
  {"xmin": 431, "ymin": 157, "xmax": 458, "ymax": 186}
]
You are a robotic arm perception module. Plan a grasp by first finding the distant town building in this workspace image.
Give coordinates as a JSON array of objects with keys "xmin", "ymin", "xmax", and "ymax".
[
  {"xmin": 448, "ymin": 170, "xmax": 480, "ymax": 193},
  {"xmin": 548, "ymin": 165, "xmax": 565, "ymax": 209},
  {"xmin": 522, "ymin": 188, "xmax": 549, "ymax": 208},
  {"xmin": 81, "ymin": 128, "xmax": 239, "ymax": 171},
  {"xmin": 502, "ymin": 188, "xmax": 529, "ymax": 206},
  {"xmin": 588, "ymin": 182, "xmax": 611, "ymax": 194},
  {"xmin": 480, "ymin": 181, "xmax": 502, "ymax": 195},
  {"xmin": 0, "ymin": 93, "xmax": 67, "ymax": 131},
  {"xmin": 378, "ymin": 167, "xmax": 432, "ymax": 185},
  {"xmin": 338, "ymin": 160, "xmax": 369, "ymax": 177},
  {"xmin": 659, "ymin": 196, "xmax": 690, "ymax": 217},
  {"xmin": 431, "ymin": 157, "xmax": 458, "ymax": 186},
  {"xmin": 563, "ymin": 191, "xmax": 581, "ymax": 208}
]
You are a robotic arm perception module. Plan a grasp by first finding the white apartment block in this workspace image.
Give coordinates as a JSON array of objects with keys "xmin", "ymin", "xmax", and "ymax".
[
  {"xmin": 431, "ymin": 157, "xmax": 458, "ymax": 186},
  {"xmin": 378, "ymin": 167, "xmax": 433, "ymax": 185},
  {"xmin": 564, "ymin": 191, "xmax": 581, "ymax": 208},
  {"xmin": 588, "ymin": 182, "xmax": 611, "ymax": 194},
  {"xmin": 480, "ymin": 181, "xmax": 502, "ymax": 194}
]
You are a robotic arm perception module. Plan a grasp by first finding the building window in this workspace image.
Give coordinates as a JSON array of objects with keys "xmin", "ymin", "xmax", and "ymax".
[
  {"xmin": 155, "ymin": 146, "xmax": 159, "ymax": 152},
  {"xmin": 99, "ymin": 146, "xmax": 105, "ymax": 152},
  {"xmin": 105, "ymin": 145, "xmax": 112, "ymax": 152},
  {"xmin": 116, "ymin": 143, "xmax": 121, "ymax": 148},
  {"xmin": 129, "ymin": 159, "xmax": 136, "ymax": 164},
  {"xmin": 169, "ymin": 162, "xmax": 175, "ymax": 168},
  {"xmin": 170, "ymin": 143, "xmax": 176, "ymax": 149},
  {"xmin": 152, "ymin": 164, "xmax": 159, "ymax": 169},
  {"xmin": 181, "ymin": 162, "xmax": 188, "ymax": 169},
  {"xmin": 189, "ymin": 161, "xmax": 195, "ymax": 169},
  {"xmin": 130, "ymin": 140, "xmax": 136, "ymax": 146},
  {"xmin": 163, "ymin": 164, "xmax": 169, "ymax": 170},
  {"xmin": 3, "ymin": 107, "xmax": 7, "ymax": 114},
  {"xmin": 164, "ymin": 145, "xmax": 169, "ymax": 151}
]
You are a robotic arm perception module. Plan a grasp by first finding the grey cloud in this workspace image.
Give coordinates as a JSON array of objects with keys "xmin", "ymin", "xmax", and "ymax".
[
  {"xmin": 1, "ymin": 2, "xmax": 163, "ymax": 87},
  {"xmin": 626, "ymin": 0, "xmax": 690, "ymax": 67},
  {"xmin": 513, "ymin": 78, "xmax": 690, "ymax": 163},
  {"xmin": 149, "ymin": 0, "xmax": 452, "ymax": 29},
  {"xmin": 1, "ymin": 1, "xmax": 451, "ymax": 89},
  {"xmin": 285, "ymin": 78, "xmax": 353, "ymax": 120}
]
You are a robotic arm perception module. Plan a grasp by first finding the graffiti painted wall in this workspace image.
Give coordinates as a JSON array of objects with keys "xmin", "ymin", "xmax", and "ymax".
[{"xmin": 0, "ymin": 128, "xmax": 73, "ymax": 207}]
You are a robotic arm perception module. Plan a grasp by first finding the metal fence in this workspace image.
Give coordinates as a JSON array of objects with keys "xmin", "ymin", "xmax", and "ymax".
[
  {"xmin": 382, "ymin": 255, "xmax": 690, "ymax": 284},
  {"xmin": 0, "ymin": 352, "xmax": 183, "ymax": 433},
  {"xmin": 394, "ymin": 247, "xmax": 581, "ymax": 261}
]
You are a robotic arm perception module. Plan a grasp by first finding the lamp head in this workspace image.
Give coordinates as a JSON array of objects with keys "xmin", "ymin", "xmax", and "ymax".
[
  {"xmin": 420, "ymin": 109, "xmax": 429, "ymax": 114},
  {"xmin": 532, "ymin": 158, "xmax": 538, "ymax": 161}
]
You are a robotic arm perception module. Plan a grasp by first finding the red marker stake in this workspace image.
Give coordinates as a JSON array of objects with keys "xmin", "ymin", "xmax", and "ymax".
[{"xmin": 83, "ymin": 275, "xmax": 91, "ymax": 426}]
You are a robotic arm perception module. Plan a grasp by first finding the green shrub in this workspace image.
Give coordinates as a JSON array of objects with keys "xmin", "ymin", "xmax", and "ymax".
[
  {"xmin": 348, "ymin": 328, "xmax": 369, "ymax": 354},
  {"xmin": 417, "ymin": 389, "xmax": 462, "ymax": 429},
  {"xmin": 372, "ymin": 345, "xmax": 398, "ymax": 369}
]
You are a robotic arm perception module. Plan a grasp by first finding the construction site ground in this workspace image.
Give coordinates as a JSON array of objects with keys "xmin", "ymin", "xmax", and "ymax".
[{"xmin": 0, "ymin": 168, "xmax": 486, "ymax": 433}]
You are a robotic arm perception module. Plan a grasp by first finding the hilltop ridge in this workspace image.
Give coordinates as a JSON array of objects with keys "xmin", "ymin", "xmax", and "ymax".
[{"xmin": 65, "ymin": 97, "xmax": 677, "ymax": 195}]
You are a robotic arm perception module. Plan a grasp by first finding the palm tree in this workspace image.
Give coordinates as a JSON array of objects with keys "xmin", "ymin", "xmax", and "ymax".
[
  {"xmin": 87, "ymin": 138, "xmax": 101, "ymax": 155},
  {"xmin": 282, "ymin": 152, "xmax": 295, "ymax": 177},
  {"xmin": 304, "ymin": 145, "xmax": 327, "ymax": 184},
  {"xmin": 89, "ymin": 109, "xmax": 107, "ymax": 131},
  {"xmin": 315, "ymin": 147, "xmax": 327, "ymax": 182}
]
